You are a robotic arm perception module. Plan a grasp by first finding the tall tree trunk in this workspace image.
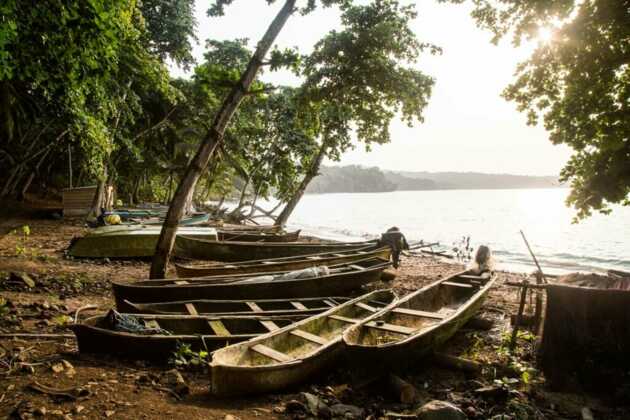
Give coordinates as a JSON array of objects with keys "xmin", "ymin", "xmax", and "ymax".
[
  {"xmin": 88, "ymin": 165, "xmax": 107, "ymax": 221},
  {"xmin": 275, "ymin": 141, "xmax": 328, "ymax": 226},
  {"xmin": 149, "ymin": 0, "xmax": 297, "ymax": 278},
  {"xmin": 68, "ymin": 144, "xmax": 73, "ymax": 189}
]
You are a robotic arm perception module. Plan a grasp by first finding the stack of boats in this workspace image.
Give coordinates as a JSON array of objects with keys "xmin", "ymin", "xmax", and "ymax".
[{"xmin": 69, "ymin": 222, "xmax": 496, "ymax": 396}]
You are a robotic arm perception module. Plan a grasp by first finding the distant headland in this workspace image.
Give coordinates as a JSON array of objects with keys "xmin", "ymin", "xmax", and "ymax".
[{"xmin": 306, "ymin": 165, "xmax": 564, "ymax": 194}]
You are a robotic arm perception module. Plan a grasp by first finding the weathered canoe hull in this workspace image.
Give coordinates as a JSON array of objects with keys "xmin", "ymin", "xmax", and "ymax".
[
  {"xmin": 343, "ymin": 272, "xmax": 496, "ymax": 369},
  {"xmin": 210, "ymin": 290, "xmax": 397, "ymax": 396},
  {"xmin": 67, "ymin": 227, "xmax": 216, "ymax": 258},
  {"xmin": 71, "ymin": 315, "xmax": 296, "ymax": 360},
  {"xmin": 211, "ymin": 342, "xmax": 345, "ymax": 397},
  {"xmin": 216, "ymin": 229, "xmax": 301, "ymax": 242},
  {"xmin": 174, "ymin": 246, "xmax": 391, "ymax": 278},
  {"xmin": 113, "ymin": 260, "xmax": 390, "ymax": 311},
  {"xmin": 175, "ymin": 236, "xmax": 377, "ymax": 262}
]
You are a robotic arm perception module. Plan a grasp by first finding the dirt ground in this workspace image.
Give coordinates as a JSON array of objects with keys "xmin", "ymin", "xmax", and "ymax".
[{"xmin": 0, "ymin": 215, "xmax": 627, "ymax": 419}]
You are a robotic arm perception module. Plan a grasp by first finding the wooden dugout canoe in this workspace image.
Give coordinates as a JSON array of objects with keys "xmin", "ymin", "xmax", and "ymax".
[
  {"xmin": 216, "ymin": 229, "xmax": 301, "ymax": 242},
  {"xmin": 342, "ymin": 271, "xmax": 496, "ymax": 368},
  {"xmin": 123, "ymin": 296, "xmax": 351, "ymax": 317},
  {"xmin": 67, "ymin": 226, "xmax": 217, "ymax": 258},
  {"xmin": 71, "ymin": 312, "xmax": 299, "ymax": 360},
  {"xmin": 174, "ymin": 246, "xmax": 391, "ymax": 278},
  {"xmin": 175, "ymin": 236, "xmax": 378, "ymax": 262},
  {"xmin": 209, "ymin": 289, "xmax": 397, "ymax": 396},
  {"xmin": 113, "ymin": 258, "xmax": 392, "ymax": 311}
]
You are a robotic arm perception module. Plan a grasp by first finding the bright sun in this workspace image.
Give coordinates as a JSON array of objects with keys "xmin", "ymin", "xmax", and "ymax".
[{"xmin": 537, "ymin": 27, "xmax": 554, "ymax": 43}]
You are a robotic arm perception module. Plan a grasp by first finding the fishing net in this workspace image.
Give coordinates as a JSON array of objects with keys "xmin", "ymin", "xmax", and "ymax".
[{"xmin": 105, "ymin": 309, "xmax": 171, "ymax": 335}]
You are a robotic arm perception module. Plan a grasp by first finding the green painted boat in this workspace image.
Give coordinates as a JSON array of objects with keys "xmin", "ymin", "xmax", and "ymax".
[
  {"xmin": 67, "ymin": 226, "xmax": 217, "ymax": 258},
  {"xmin": 209, "ymin": 289, "xmax": 397, "ymax": 396},
  {"xmin": 175, "ymin": 236, "xmax": 379, "ymax": 262},
  {"xmin": 342, "ymin": 270, "xmax": 496, "ymax": 369}
]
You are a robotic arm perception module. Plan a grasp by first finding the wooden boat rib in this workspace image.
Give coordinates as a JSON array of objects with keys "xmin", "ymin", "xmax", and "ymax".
[
  {"xmin": 113, "ymin": 258, "xmax": 391, "ymax": 311},
  {"xmin": 216, "ymin": 229, "xmax": 301, "ymax": 242},
  {"xmin": 174, "ymin": 236, "xmax": 379, "ymax": 262},
  {"xmin": 71, "ymin": 313, "xmax": 302, "ymax": 360},
  {"xmin": 67, "ymin": 226, "xmax": 217, "ymax": 258},
  {"xmin": 209, "ymin": 289, "xmax": 397, "ymax": 396},
  {"xmin": 123, "ymin": 296, "xmax": 351, "ymax": 317},
  {"xmin": 174, "ymin": 246, "xmax": 391, "ymax": 278},
  {"xmin": 342, "ymin": 270, "xmax": 497, "ymax": 367}
]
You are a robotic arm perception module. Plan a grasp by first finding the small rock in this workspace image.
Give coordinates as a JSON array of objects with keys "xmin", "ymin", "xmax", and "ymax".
[
  {"xmin": 51, "ymin": 362, "xmax": 65, "ymax": 373},
  {"xmin": 303, "ymin": 392, "xmax": 330, "ymax": 417},
  {"xmin": 61, "ymin": 360, "xmax": 76, "ymax": 377},
  {"xmin": 415, "ymin": 400, "xmax": 466, "ymax": 420},
  {"xmin": 105, "ymin": 410, "xmax": 116, "ymax": 417},
  {"xmin": 284, "ymin": 399, "xmax": 308, "ymax": 413},
  {"xmin": 35, "ymin": 407, "xmax": 47, "ymax": 416},
  {"xmin": 224, "ymin": 415, "xmax": 239, "ymax": 420},
  {"xmin": 330, "ymin": 403, "xmax": 364, "ymax": 419},
  {"xmin": 73, "ymin": 405, "xmax": 84, "ymax": 414}
]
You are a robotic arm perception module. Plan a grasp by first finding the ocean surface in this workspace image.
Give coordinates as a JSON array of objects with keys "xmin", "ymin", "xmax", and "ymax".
[{"xmin": 259, "ymin": 188, "xmax": 630, "ymax": 274}]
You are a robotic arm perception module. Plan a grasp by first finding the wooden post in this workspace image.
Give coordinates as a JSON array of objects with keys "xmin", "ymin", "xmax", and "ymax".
[
  {"xmin": 509, "ymin": 280, "xmax": 529, "ymax": 352},
  {"xmin": 68, "ymin": 144, "xmax": 73, "ymax": 189}
]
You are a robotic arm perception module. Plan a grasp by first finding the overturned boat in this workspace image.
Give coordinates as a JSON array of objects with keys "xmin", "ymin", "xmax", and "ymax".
[
  {"xmin": 175, "ymin": 236, "xmax": 378, "ymax": 262},
  {"xmin": 123, "ymin": 296, "xmax": 351, "ymax": 317},
  {"xmin": 71, "ymin": 311, "xmax": 300, "ymax": 360},
  {"xmin": 174, "ymin": 246, "xmax": 391, "ymax": 278},
  {"xmin": 210, "ymin": 289, "xmax": 397, "ymax": 396},
  {"xmin": 343, "ymin": 270, "xmax": 496, "ymax": 368},
  {"xmin": 113, "ymin": 258, "xmax": 391, "ymax": 311}
]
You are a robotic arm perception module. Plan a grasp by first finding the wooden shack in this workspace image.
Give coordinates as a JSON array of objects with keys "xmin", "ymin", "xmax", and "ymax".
[{"xmin": 62, "ymin": 186, "xmax": 97, "ymax": 216}]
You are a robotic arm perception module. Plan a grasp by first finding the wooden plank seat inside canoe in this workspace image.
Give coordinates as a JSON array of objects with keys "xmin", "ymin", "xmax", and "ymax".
[
  {"xmin": 290, "ymin": 301, "xmax": 308, "ymax": 310},
  {"xmin": 355, "ymin": 302, "xmax": 378, "ymax": 312},
  {"xmin": 329, "ymin": 315, "xmax": 360, "ymax": 323},
  {"xmin": 250, "ymin": 344, "xmax": 293, "ymax": 363},
  {"xmin": 364, "ymin": 320, "xmax": 416, "ymax": 335},
  {"xmin": 260, "ymin": 320, "xmax": 280, "ymax": 331},
  {"xmin": 290, "ymin": 329, "xmax": 328, "ymax": 345},
  {"xmin": 441, "ymin": 281, "xmax": 475, "ymax": 288},
  {"xmin": 457, "ymin": 274, "xmax": 488, "ymax": 281},
  {"xmin": 208, "ymin": 320, "xmax": 230, "ymax": 336},
  {"xmin": 391, "ymin": 307, "xmax": 447, "ymax": 319},
  {"xmin": 185, "ymin": 303, "xmax": 198, "ymax": 315}
]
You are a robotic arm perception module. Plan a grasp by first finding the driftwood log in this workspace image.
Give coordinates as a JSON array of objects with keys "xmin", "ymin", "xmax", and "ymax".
[
  {"xmin": 386, "ymin": 374, "xmax": 419, "ymax": 404},
  {"xmin": 433, "ymin": 353, "xmax": 482, "ymax": 374},
  {"xmin": 540, "ymin": 284, "xmax": 630, "ymax": 391}
]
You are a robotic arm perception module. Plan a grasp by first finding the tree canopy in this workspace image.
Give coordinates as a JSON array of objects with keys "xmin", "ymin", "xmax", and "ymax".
[{"xmin": 444, "ymin": 0, "xmax": 630, "ymax": 220}]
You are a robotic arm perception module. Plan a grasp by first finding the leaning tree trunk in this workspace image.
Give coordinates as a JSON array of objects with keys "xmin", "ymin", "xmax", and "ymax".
[
  {"xmin": 150, "ymin": 0, "xmax": 297, "ymax": 279},
  {"xmin": 275, "ymin": 141, "xmax": 328, "ymax": 226}
]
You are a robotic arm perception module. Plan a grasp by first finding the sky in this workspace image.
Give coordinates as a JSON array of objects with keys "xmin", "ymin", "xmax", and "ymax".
[{"xmin": 170, "ymin": 0, "xmax": 573, "ymax": 176}]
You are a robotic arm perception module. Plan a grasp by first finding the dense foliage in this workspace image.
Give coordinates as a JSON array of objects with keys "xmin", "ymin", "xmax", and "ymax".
[
  {"xmin": 445, "ymin": 0, "xmax": 630, "ymax": 219},
  {"xmin": 1, "ymin": 0, "xmax": 437, "ymax": 229}
]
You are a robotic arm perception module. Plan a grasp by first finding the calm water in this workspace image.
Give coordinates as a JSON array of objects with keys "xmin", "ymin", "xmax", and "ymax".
[{"xmin": 261, "ymin": 188, "xmax": 630, "ymax": 274}]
